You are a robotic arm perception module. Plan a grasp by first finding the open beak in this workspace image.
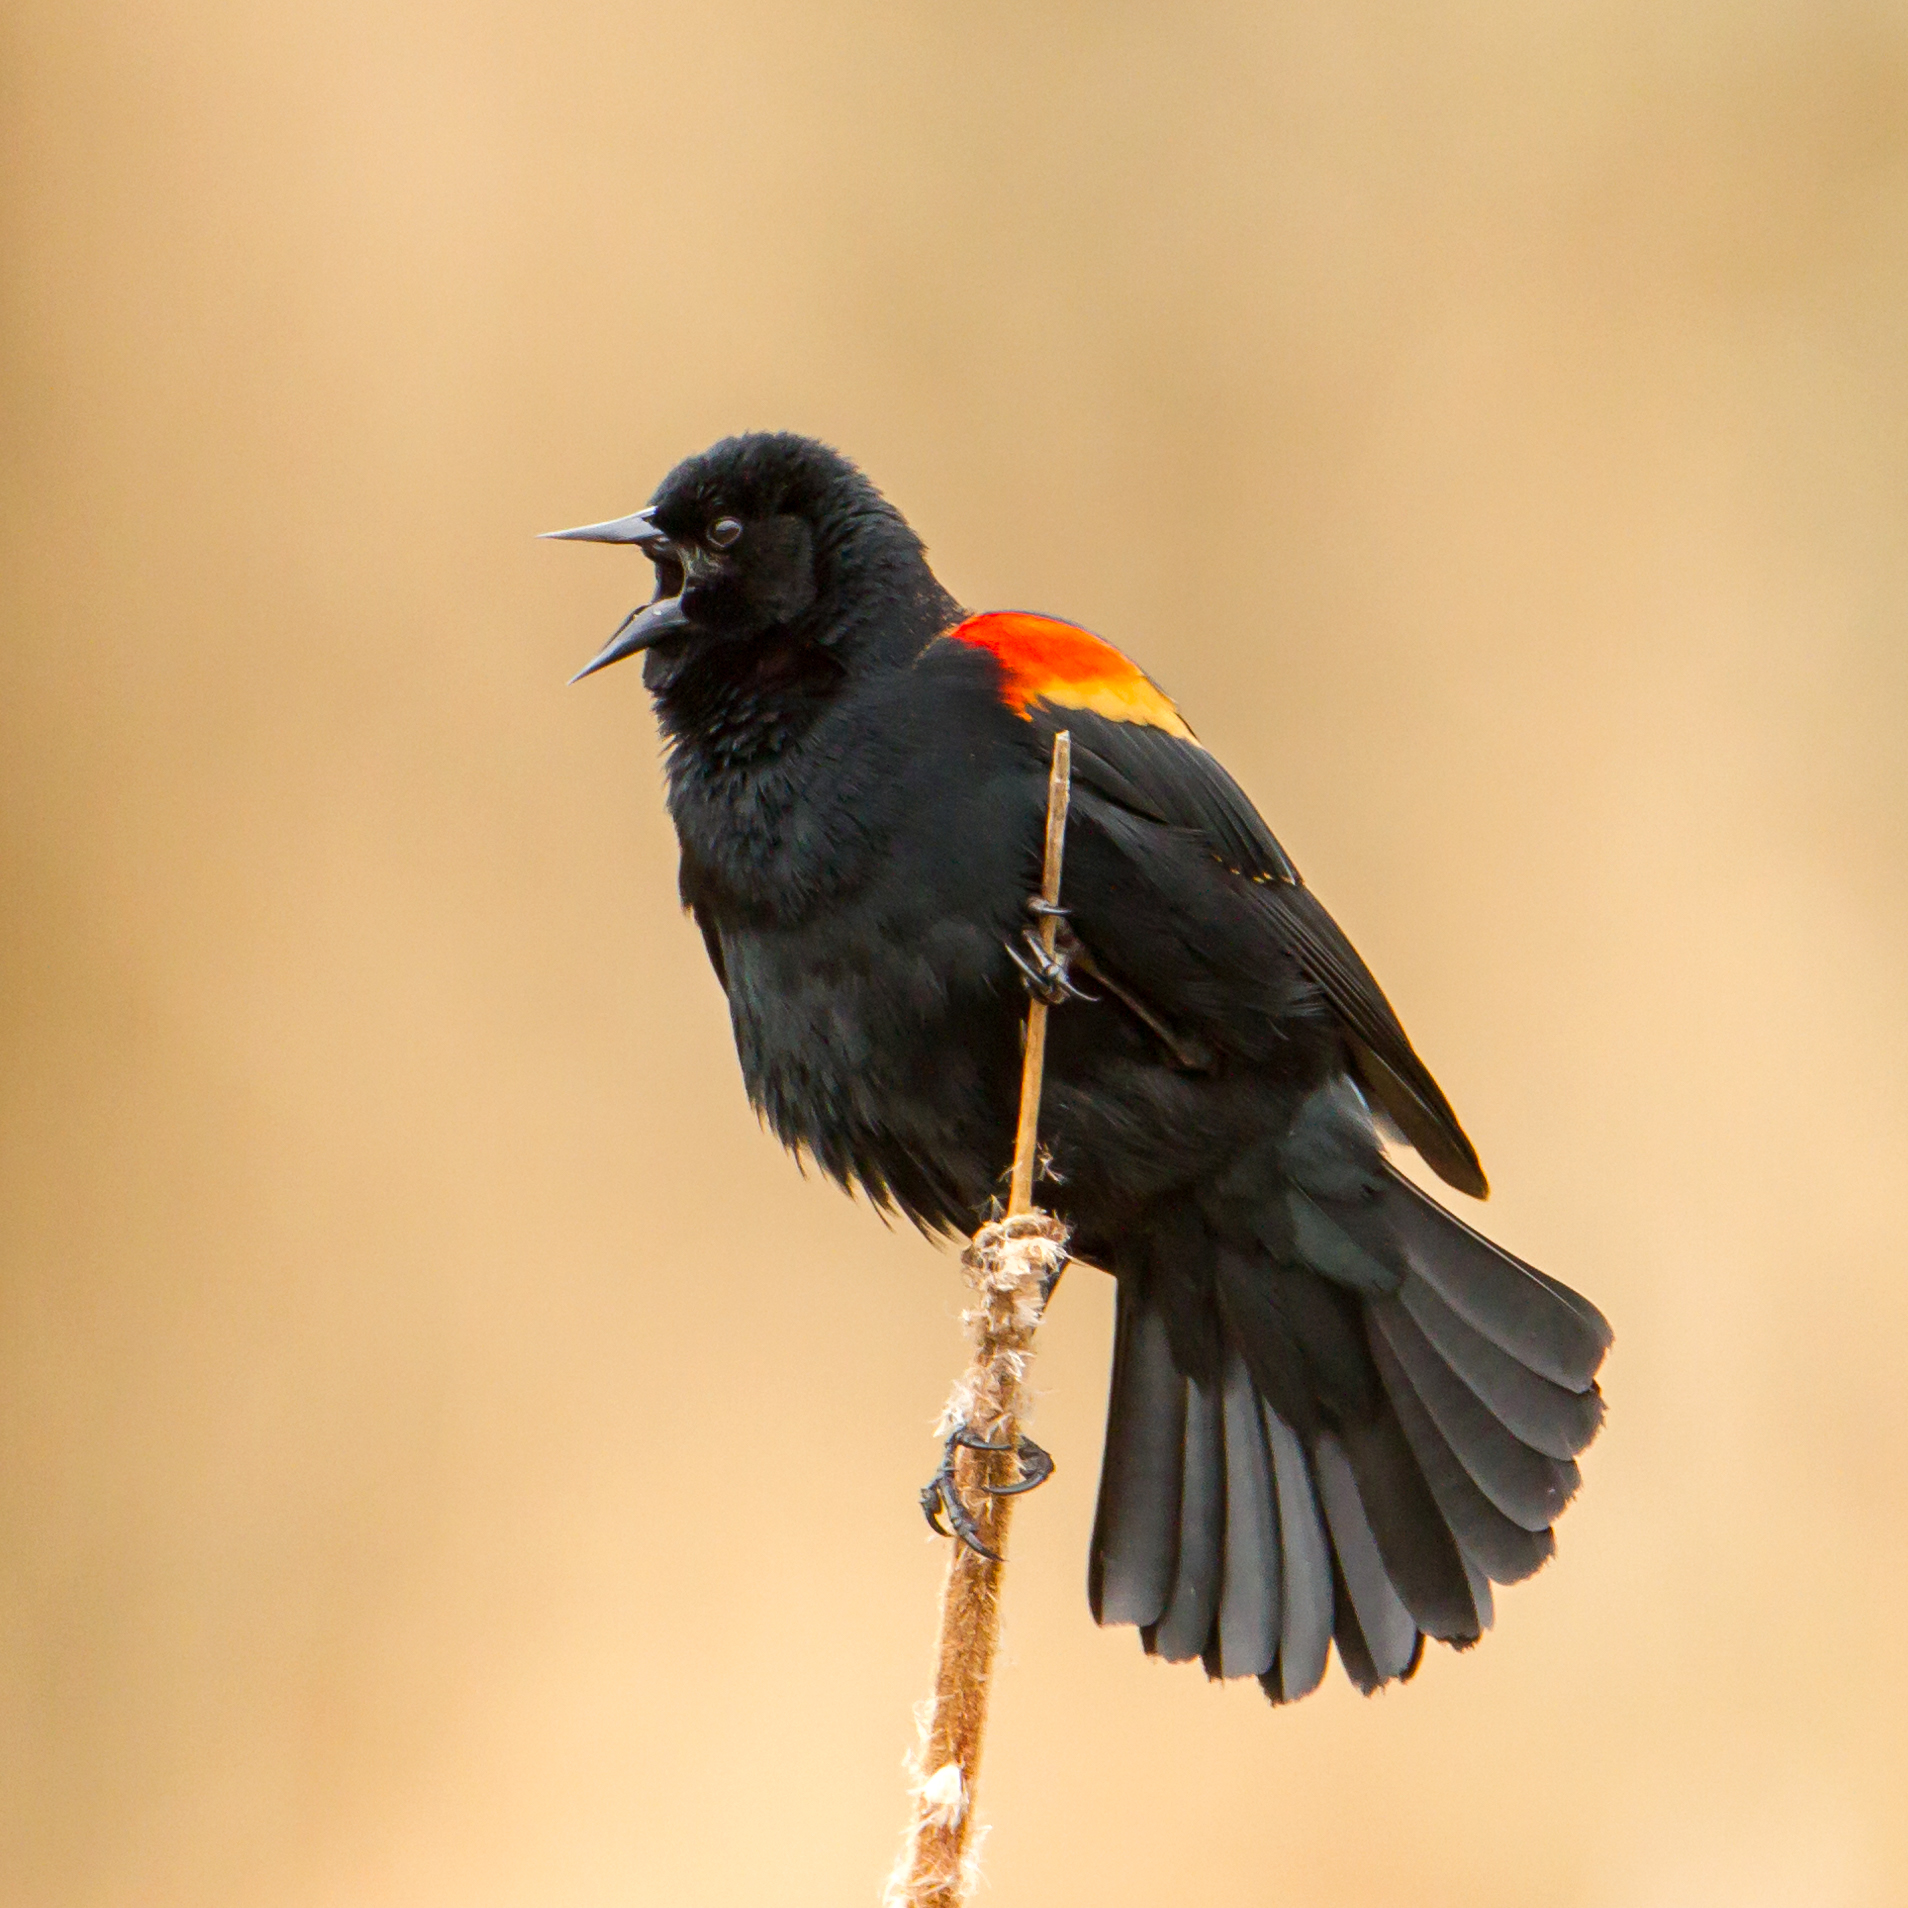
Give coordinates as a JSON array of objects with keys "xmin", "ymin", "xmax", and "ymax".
[{"xmin": 543, "ymin": 506, "xmax": 691, "ymax": 681}]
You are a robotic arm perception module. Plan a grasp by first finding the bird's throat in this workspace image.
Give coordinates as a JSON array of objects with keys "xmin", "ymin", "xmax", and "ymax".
[{"xmin": 648, "ymin": 628, "xmax": 848, "ymax": 772}]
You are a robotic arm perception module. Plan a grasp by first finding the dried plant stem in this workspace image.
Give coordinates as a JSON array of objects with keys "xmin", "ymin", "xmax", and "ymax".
[
  {"xmin": 891, "ymin": 734, "xmax": 1073, "ymax": 1908},
  {"xmin": 1008, "ymin": 732, "xmax": 1073, "ymax": 1215}
]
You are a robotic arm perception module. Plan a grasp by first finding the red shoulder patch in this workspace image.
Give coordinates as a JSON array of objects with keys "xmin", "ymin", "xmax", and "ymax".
[{"xmin": 942, "ymin": 612, "xmax": 1194, "ymax": 738}]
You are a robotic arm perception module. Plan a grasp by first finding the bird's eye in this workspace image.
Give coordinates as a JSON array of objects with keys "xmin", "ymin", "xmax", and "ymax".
[{"xmin": 707, "ymin": 516, "xmax": 744, "ymax": 549}]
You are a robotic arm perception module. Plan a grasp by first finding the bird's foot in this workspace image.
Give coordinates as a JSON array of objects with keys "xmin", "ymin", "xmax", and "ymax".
[
  {"xmin": 920, "ymin": 1425, "xmax": 1056, "ymax": 1561},
  {"xmin": 1006, "ymin": 904, "xmax": 1098, "ymax": 1006}
]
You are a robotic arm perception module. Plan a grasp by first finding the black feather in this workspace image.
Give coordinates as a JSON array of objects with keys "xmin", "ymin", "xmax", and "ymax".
[
  {"xmin": 1463, "ymin": 1553, "xmax": 1495, "ymax": 1633},
  {"xmin": 1369, "ymin": 1299, "xmax": 1580, "ymax": 1532},
  {"xmin": 1315, "ymin": 1434, "xmax": 1420, "ymax": 1684},
  {"xmin": 1340, "ymin": 1408, "xmax": 1481, "ymax": 1641},
  {"xmin": 1328, "ymin": 1546, "xmax": 1382, "ymax": 1696},
  {"xmin": 1148, "ymin": 1371, "xmax": 1225, "ymax": 1662},
  {"xmin": 1370, "ymin": 1320, "xmax": 1557, "ymax": 1583},
  {"xmin": 1216, "ymin": 1248, "xmax": 1376, "ymax": 1433},
  {"xmin": 1065, "ymin": 712, "xmax": 1300, "ymax": 887},
  {"xmin": 1213, "ymin": 1340, "xmax": 1280, "ymax": 1678},
  {"xmin": 1385, "ymin": 1169, "xmax": 1612, "ymax": 1388},
  {"xmin": 1263, "ymin": 1406, "xmax": 1332, "ymax": 1701},
  {"xmin": 1400, "ymin": 1271, "xmax": 1606, "ymax": 1459},
  {"xmin": 1280, "ymin": 1078, "xmax": 1408, "ymax": 1294},
  {"xmin": 1090, "ymin": 1288, "xmax": 1186, "ymax": 1627},
  {"xmin": 1264, "ymin": 883, "xmax": 1487, "ymax": 1198},
  {"xmin": 1213, "ymin": 1251, "xmax": 1318, "ymax": 1432}
]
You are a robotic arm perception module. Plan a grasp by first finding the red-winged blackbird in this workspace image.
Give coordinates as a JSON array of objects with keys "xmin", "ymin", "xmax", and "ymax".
[{"xmin": 550, "ymin": 432, "xmax": 1609, "ymax": 1704}]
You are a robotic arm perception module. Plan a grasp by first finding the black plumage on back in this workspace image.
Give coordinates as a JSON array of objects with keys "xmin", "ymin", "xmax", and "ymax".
[{"xmin": 552, "ymin": 431, "xmax": 1611, "ymax": 1707}]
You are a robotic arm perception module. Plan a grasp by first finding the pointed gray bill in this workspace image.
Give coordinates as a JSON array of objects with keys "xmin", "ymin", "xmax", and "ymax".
[
  {"xmin": 540, "ymin": 507, "xmax": 673, "ymax": 550},
  {"xmin": 568, "ymin": 593, "xmax": 693, "ymax": 681}
]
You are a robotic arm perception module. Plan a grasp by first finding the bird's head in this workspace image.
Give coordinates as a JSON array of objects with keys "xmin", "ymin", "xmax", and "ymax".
[{"xmin": 547, "ymin": 432, "xmax": 949, "ymax": 692}]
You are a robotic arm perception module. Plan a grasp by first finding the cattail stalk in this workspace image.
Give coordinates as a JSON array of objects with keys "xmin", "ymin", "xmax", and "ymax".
[{"xmin": 890, "ymin": 733, "xmax": 1073, "ymax": 1908}]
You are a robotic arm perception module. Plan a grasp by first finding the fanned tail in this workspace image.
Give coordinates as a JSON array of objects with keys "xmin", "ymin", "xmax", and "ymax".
[{"xmin": 1086, "ymin": 1117, "xmax": 1610, "ymax": 1703}]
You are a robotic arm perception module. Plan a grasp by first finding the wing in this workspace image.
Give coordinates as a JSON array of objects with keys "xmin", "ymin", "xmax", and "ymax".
[
  {"xmin": 1071, "ymin": 706, "xmax": 1485, "ymax": 1196},
  {"xmin": 1263, "ymin": 878, "xmax": 1487, "ymax": 1198},
  {"xmin": 941, "ymin": 614, "xmax": 1485, "ymax": 1198}
]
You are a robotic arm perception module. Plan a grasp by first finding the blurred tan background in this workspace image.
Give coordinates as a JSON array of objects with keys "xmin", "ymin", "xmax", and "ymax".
[{"xmin": 4, "ymin": 3, "xmax": 1906, "ymax": 1904}]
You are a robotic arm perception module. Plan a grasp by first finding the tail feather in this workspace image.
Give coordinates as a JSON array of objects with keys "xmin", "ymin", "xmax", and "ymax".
[
  {"xmin": 1371, "ymin": 1320, "xmax": 1557, "ymax": 1584},
  {"xmin": 1214, "ymin": 1245, "xmax": 1356, "ymax": 1431},
  {"xmin": 1384, "ymin": 1168, "xmax": 1611, "ymax": 1389},
  {"xmin": 1315, "ymin": 1436, "xmax": 1419, "ymax": 1684},
  {"xmin": 1262, "ymin": 1405, "xmax": 1333, "ymax": 1702},
  {"xmin": 1146, "ymin": 1372, "xmax": 1225, "ymax": 1662},
  {"xmin": 1399, "ymin": 1270, "xmax": 1605, "ymax": 1460},
  {"xmin": 1089, "ymin": 1291, "xmax": 1185, "ymax": 1627},
  {"xmin": 1325, "ymin": 1549, "xmax": 1382, "ymax": 1695},
  {"xmin": 1211, "ymin": 1342, "xmax": 1280, "ymax": 1678},
  {"xmin": 1341, "ymin": 1407, "xmax": 1481, "ymax": 1641},
  {"xmin": 1529, "ymin": 1262, "xmax": 1616, "ymax": 1337},
  {"xmin": 1462, "ymin": 1553, "xmax": 1495, "ymax": 1631},
  {"xmin": 1370, "ymin": 1297, "xmax": 1580, "ymax": 1532}
]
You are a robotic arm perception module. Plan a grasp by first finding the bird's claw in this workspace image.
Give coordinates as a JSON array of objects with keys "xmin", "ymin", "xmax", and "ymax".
[
  {"xmin": 983, "ymin": 1434, "xmax": 1056, "ymax": 1495},
  {"xmin": 1005, "ymin": 924, "xmax": 1098, "ymax": 1006},
  {"xmin": 920, "ymin": 1426, "xmax": 1056, "ymax": 1560}
]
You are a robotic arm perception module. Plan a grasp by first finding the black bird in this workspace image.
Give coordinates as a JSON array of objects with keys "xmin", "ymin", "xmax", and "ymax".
[{"xmin": 550, "ymin": 432, "xmax": 1609, "ymax": 1703}]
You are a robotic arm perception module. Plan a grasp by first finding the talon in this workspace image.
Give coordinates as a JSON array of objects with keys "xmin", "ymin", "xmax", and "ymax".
[
  {"xmin": 1004, "ymin": 926, "xmax": 1099, "ymax": 1006},
  {"xmin": 929, "ymin": 1469, "xmax": 1004, "ymax": 1563},
  {"xmin": 921, "ymin": 1482, "xmax": 954, "ymax": 1540},
  {"xmin": 918, "ymin": 1423, "xmax": 1055, "ymax": 1561},
  {"xmin": 1004, "ymin": 933, "xmax": 1067, "ymax": 1005},
  {"xmin": 981, "ymin": 1434, "xmax": 1055, "ymax": 1497},
  {"xmin": 1025, "ymin": 897, "xmax": 1070, "ymax": 921},
  {"xmin": 1042, "ymin": 923, "xmax": 1101, "ymax": 1002},
  {"xmin": 921, "ymin": 1427, "xmax": 1004, "ymax": 1560}
]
